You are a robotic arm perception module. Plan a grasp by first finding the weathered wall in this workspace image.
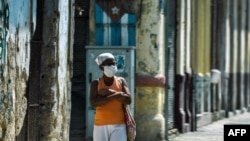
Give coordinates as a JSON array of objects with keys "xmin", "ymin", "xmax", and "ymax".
[
  {"xmin": 39, "ymin": 0, "xmax": 73, "ymax": 141},
  {"xmin": 0, "ymin": 0, "xmax": 74, "ymax": 140},
  {"xmin": 0, "ymin": 0, "xmax": 36, "ymax": 140}
]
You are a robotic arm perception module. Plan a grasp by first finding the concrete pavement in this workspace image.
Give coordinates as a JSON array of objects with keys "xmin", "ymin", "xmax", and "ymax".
[{"xmin": 169, "ymin": 112, "xmax": 250, "ymax": 141}]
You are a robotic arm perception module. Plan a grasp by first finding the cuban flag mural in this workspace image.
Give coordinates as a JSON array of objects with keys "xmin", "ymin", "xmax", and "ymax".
[{"xmin": 95, "ymin": 0, "xmax": 136, "ymax": 46}]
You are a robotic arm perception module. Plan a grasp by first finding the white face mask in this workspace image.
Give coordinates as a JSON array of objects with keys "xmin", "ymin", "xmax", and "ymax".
[{"xmin": 104, "ymin": 65, "xmax": 117, "ymax": 77}]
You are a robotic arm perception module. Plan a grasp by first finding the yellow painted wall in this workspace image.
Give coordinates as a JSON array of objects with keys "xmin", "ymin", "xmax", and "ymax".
[{"xmin": 191, "ymin": 0, "xmax": 211, "ymax": 76}]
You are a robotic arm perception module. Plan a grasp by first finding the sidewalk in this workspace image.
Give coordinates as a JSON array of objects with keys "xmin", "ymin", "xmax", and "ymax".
[{"xmin": 169, "ymin": 112, "xmax": 250, "ymax": 141}]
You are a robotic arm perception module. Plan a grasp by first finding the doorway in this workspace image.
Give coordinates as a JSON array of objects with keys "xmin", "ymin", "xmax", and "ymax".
[{"xmin": 69, "ymin": 0, "xmax": 89, "ymax": 140}]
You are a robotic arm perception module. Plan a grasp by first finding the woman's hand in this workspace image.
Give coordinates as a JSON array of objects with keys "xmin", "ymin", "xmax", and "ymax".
[{"xmin": 98, "ymin": 88, "xmax": 118, "ymax": 96}]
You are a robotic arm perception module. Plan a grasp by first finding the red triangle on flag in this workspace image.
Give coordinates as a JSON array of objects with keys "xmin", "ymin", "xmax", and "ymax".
[{"xmin": 96, "ymin": 0, "xmax": 125, "ymax": 22}]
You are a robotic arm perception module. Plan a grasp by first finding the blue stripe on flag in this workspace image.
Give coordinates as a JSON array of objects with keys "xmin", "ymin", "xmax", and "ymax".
[
  {"xmin": 128, "ymin": 14, "xmax": 136, "ymax": 46},
  {"xmin": 111, "ymin": 22, "xmax": 122, "ymax": 45},
  {"xmin": 95, "ymin": 4, "xmax": 104, "ymax": 45}
]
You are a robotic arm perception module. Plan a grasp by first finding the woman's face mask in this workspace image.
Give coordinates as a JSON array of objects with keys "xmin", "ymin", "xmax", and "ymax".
[{"xmin": 103, "ymin": 65, "xmax": 117, "ymax": 77}]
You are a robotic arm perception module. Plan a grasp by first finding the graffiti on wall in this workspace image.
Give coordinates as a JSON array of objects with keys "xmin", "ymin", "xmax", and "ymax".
[{"xmin": 0, "ymin": 0, "xmax": 9, "ymax": 78}]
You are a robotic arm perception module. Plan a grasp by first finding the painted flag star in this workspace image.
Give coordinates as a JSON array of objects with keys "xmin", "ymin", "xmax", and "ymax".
[{"xmin": 111, "ymin": 6, "xmax": 120, "ymax": 15}]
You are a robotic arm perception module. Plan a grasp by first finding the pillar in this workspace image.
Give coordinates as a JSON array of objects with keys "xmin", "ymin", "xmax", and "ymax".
[{"xmin": 135, "ymin": 0, "xmax": 166, "ymax": 140}]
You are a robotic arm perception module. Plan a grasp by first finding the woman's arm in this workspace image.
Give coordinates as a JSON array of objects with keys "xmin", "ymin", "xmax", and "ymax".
[
  {"xmin": 90, "ymin": 78, "xmax": 132, "ymax": 107},
  {"xmin": 116, "ymin": 77, "xmax": 132, "ymax": 105},
  {"xmin": 90, "ymin": 79, "xmax": 127, "ymax": 107},
  {"xmin": 90, "ymin": 80, "xmax": 118, "ymax": 107}
]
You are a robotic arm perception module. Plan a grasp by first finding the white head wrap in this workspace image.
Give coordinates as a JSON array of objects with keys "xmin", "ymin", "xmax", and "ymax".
[{"xmin": 95, "ymin": 53, "xmax": 115, "ymax": 65}]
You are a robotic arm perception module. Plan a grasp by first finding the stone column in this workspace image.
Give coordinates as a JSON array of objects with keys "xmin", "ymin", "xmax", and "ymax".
[
  {"xmin": 39, "ymin": 0, "xmax": 73, "ymax": 140},
  {"xmin": 184, "ymin": 0, "xmax": 192, "ymax": 131},
  {"xmin": 175, "ymin": 0, "xmax": 188, "ymax": 133},
  {"xmin": 135, "ymin": 0, "xmax": 165, "ymax": 140},
  {"xmin": 247, "ymin": 0, "xmax": 250, "ymax": 110},
  {"xmin": 224, "ymin": 0, "xmax": 231, "ymax": 117},
  {"xmin": 239, "ymin": 0, "xmax": 247, "ymax": 112},
  {"xmin": 228, "ymin": 0, "xmax": 238, "ymax": 116}
]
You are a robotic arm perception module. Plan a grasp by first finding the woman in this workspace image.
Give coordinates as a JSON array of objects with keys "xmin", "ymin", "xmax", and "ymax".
[{"xmin": 90, "ymin": 52, "xmax": 132, "ymax": 141}]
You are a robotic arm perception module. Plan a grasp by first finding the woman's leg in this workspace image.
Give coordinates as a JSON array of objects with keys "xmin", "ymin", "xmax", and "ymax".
[
  {"xmin": 110, "ymin": 124, "xmax": 127, "ymax": 141},
  {"xmin": 93, "ymin": 125, "xmax": 109, "ymax": 141}
]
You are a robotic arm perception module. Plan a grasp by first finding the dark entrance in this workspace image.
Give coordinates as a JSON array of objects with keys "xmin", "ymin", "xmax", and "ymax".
[
  {"xmin": 69, "ymin": 0, "xmax": 89, "ymax": 140},
  {"xmin": 164, "ymin": 0, "xmax": 177, "ymax": 131}
]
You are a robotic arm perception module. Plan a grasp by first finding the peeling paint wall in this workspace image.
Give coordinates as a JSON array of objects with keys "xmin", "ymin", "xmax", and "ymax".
[
  {"xmin": 135, "ymin": 0, "xmax": 166, "ymax": 141},
  {"xmin": 39, "ymin": 0, "xmax": 73, "ymax": 141},
  {"xmin": 0, "ymin": 0, "xmax": 36, "ymax": 140},
  {"xmin": 0, "ymin": 0, "xmax": 73, "ymax": 140},
  {"xmin": 136, "ymin": 0, "xmax": 163, "ymax": 75}
]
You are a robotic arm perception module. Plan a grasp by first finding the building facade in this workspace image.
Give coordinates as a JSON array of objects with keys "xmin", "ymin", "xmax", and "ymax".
[{"xmin": 0, "ymin": 0, "xmax": 249, "ymax": 141}]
